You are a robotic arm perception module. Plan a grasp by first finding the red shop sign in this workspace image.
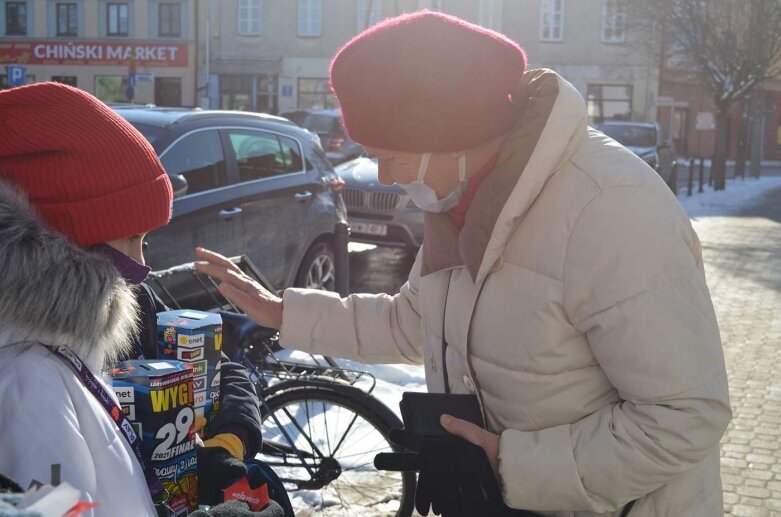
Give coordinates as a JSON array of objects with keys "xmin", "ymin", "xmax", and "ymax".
[{"xmin": 0, "ymin": 39, "xmax": 188, "ymax": 67}]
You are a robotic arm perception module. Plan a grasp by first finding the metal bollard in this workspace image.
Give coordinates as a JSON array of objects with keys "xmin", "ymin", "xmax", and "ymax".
[
  {"xmin": 698, "ymin": 158, "xmax": 705, "ymax": 193},
  {"xmin": 669, "ymin": 161, "xmax": 678, "ymax": 196},
  {"xmin": 687, "ymin": 160, "xmax": 694, "ymax": 197},
  {"xmin": 333, "ymin": 222, "xmax": 350, "ymax": 297}
]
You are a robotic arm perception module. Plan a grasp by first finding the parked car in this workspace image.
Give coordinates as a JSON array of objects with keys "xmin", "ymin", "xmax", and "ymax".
[
  {"xmin": 113, "ymin": 106, "xmax": 347, "ymax": 293},
  {"xmin": 597, "ymin": 121, "xmax": 676, "ymax": 183},
  {"xmin": 280, "ymin": 109, "xmax": 364, "ymax": 166},
  {"xmin": 335, "ymin": 157, "xmax": 424, "ymax": 251}
]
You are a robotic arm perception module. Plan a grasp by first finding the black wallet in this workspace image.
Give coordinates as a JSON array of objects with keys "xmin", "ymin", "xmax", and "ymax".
[{"xmin": 400, "ymin": 392, "xmax": 485, "ymax": 437}]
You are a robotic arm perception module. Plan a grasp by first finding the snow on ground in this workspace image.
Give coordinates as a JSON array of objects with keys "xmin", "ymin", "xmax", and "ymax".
[
  {"xmin": 678, "ymin": 175, "xmax": 781, "ymax": 219},
  {"xmin": 277, "ymin": 174, "xmax": 781, "ymax": 515}
]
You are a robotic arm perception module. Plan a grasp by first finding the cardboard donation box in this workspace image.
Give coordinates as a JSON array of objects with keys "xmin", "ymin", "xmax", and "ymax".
[
  {"xmin": 156, "ymin": 310, "xmax": 223, "ymax": 423},
  {"xmin": 111, "ymin": 360, "xmax": 198, "ymax": 516}
]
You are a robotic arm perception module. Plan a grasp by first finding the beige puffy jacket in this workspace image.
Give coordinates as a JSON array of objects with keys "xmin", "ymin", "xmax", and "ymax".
[{"xmin": 279, "ymin": 69, "xmax": 731, "ymax": 516}]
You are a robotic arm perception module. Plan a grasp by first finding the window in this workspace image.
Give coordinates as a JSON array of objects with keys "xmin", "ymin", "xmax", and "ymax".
[
  {"xmin": 298, "ymin": 0, "xmax": 321, "ymax": 37},
  {"xmin": 95, "ymin": 75, "xmax": 128, "ymax": 102},
  {"xmin": 161, "ymin": 130, "xmax": 228, "ymax": 195},
  {"xmin": 586, "ymin": 84, "xmax": 632, "ymax": 123},
  {"xmin": 227, "ymin": 130, "xmax": 303, "ymax": 182},
  {"xmin": 601, "ymin": 0, "xmax": 626, "ymax": 43},
  {"xmin": 0, "ymin": 73, "xmax": 35, "ymax": 89},
  {"xmin": 297, "ymin": 78, "xmax": 337, "ymax": 110},
  {"xmin": 539, "ymin": 0, "xmax": 563, "ymax": 42},
  {"xmin": 238, "ymin": 0, "xmax": 261, "ymax": 35},
  {"xmin": 357, "ymin": 0, "xmax": 381, "ymax": 32},
  {"xmin": 423, "ymin": 0, "xmax": 444, "ymax": 10},
  {"xmin": 56, "ymin": 3, "xmax": 78, "ymax": 36},
  {"xmin": 159, "ymin": 2, "xmax": 181, "ymax": 37},
  {"xmin": 107, "ymin": 3, "xmax": 129, "ymax": 36},
  {"xmin": 51, "ymin": 75, "xmax": 77, "ymax": 86},
  {"xmin": 479, "ymin": 0, "xmax": 502, "ymax": 31},
  {"xmin": 5, "ymin": 1, "xmax": 27, "ymax": 35}
]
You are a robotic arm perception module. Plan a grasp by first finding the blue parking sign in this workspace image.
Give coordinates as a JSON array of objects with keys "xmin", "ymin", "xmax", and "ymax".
[{"xmin": 6, "ymin": 65, "xmax": 26, "ymax": 86}]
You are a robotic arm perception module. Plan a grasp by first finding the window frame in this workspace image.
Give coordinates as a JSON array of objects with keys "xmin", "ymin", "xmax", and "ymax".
[
  {"xmin": 601, "ymin": 0, "xmax": 626, "ymax": 44},
  {"xmin": 586, "ymin": 83, "xmax": 633, "ymax": 124},
  {"xmin": 107, "ymin": 2, "xmax": 129, "ymax": 37},
  {"xmin": 478, "ymin": 0, "xmax": 503, "ymax": 31},
  {"xmin": 356, "ymin": 0, "xmax": 382, "ymax": 32},
  {"xmin": 5, "ymin": 1, "xmax": 28, "ymax": 36},
  {"xmin": 539, "ymin": 0, "xmax": 564, "ymax": 42},
  {"xmin": 297, "ymin": 0, "xmax": 321, "ymax": 37},
  {"xmin": 56, "ymin": 2, "xmax": 79, "ymax": 37},
  {"xmin": 158, "ymin": 2, "xmax": 181, "ymax": 37},
  {"xmin": 238, "ymin": 0, "xmax": 261, "ymax": 36},
  {"xmin": 297, "ymin": 77, "xmax": 338, "ymax": 110}
]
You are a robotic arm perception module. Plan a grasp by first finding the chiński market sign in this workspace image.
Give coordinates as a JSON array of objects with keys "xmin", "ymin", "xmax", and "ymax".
[{"xmin": 0, "ymin": 40, "xmax": 188, "ymax": 67}]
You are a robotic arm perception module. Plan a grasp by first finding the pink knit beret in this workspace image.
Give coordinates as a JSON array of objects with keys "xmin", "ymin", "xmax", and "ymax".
[{"xmin": 330, "ymin": 10, "xmax": 527, "ymax": 152}]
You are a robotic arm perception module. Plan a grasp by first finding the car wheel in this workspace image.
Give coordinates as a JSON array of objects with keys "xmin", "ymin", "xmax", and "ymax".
[{"xmin": 296, "ymin": 241, "xmax": 337, "ymax": 291}]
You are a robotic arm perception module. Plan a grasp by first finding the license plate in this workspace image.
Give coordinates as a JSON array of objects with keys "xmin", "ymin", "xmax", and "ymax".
[{"xmin": 350, "ymin": 221, "xmax": 387, "ymax": 236}]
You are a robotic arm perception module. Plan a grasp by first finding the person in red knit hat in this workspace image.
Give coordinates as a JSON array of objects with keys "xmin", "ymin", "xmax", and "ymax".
[
  {"xmin": 196, "ymin": 10, "xmax": 729, "ymax": 517},
  {"xmin": 0, "ymin": 83, "xmax": 280, "ymax": 517}
]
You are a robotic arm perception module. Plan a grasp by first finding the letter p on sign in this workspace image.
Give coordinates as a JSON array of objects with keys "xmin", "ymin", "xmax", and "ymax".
[{"xmin": 6, "ymin": 65, "xmax": 26, "ymax": 86}]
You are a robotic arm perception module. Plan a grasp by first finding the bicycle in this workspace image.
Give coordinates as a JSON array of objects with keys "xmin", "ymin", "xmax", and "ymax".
[{"xmin": 147, "ymin": 257, "xmax": 416, "ymax": 517}]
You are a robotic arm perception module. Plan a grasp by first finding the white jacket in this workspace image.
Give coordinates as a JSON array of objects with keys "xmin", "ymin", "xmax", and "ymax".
[
  {"xmin": 279, "ymin": 70, "xmax": 731, "ymax": 516},
  {"xmin": 0, "ymin": 182, "xmax": 156, "ymax": 516}
]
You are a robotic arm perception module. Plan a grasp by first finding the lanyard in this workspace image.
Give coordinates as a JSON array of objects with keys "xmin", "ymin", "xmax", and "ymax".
[{"xmin": 50, "ymin": 345, "xmax": 164, "ymax": 500}]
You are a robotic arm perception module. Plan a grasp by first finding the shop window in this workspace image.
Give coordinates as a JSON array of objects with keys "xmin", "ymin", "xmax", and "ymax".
[
  {"xmin": 51, "ymin": 75, "xmax": 77, "ymax": 86},
  {"xmin": 587, "ymin": 84, "xmax": 632, "ymax": 123},
  {"xmin": 297, "ymin": 78, "xmax": 337, "ymax": 110},
  {"xmin": 56, "ymin": 2, "xmax": 78, "ymax": 36},
  {"xmin": 238, "ymin": 0, "xmax": 261, "ymax": 35},
  {"xmin": 0, "ymin": 73, "xmax": 35, "ymax": 89},
  {"xmin": 601, "ymin": 0, "xmax": 626, "ymax": 43},
  {"xmin": 298, "ymin": 0, "xmax": 321, "ymax": 37},
  {"xmin": 5, "ymin": 1, "xmax": 27, "ymax": 35},
  {"xmin": 540, "ymin": 0, "xmax": 563, "ymax": 42},
  {"xmin": 220, "ymin": 75, "xmax": 253, "ymax": 111},
  {"xmin": 159, "ymin": 2, "xmax": 181, "ymax": 37},
  {"xmin": 107, "ymin": 2, "xmax": 129, "ymax": 36},
  {"xmin": 95, "ymin": 75, "xmax": 128, "ymax": 103},
  {"xmin": 161, "ymin": 130, "xmax": 228, "ymax": 195}
]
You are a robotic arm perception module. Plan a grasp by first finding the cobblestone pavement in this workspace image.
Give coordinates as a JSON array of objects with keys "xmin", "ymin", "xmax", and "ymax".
[{"xmin": 689, "ymin": 185, "xmax": 781, "ymax": 516}]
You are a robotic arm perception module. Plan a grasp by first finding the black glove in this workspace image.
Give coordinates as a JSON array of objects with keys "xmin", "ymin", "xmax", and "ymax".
[
  {"xmin": 190, "ymin": 499, "xmax": 285, "ymax": 517},
  {"xmin": 376, "ymin": 429, "xmax": 539, "ymax": 517},
  {"xmin": 197, "ymin": 445, "xmax": 249, "ymax": 506}
]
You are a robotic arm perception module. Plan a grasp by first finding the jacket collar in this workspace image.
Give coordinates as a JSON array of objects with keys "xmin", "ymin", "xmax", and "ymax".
[
  {"xmin": 421, "ymin": 69, "xmax": 587, "ymax": 282},
  {"xmin": 0, "ymin": 181, "xmax": 138, "ymax": 372}
]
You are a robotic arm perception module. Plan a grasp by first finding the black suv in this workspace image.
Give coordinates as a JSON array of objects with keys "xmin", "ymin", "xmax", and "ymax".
[
  {"xmin": 114, "ymin": 106, "xmax": 346, "ymax": 292},
  {"xmin": 281, "ymin": 109, "xmax": 364, "ymax": 166}
]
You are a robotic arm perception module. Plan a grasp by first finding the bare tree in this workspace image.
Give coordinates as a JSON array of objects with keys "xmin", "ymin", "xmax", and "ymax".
[{"xmin": 627, "ymin": 0, "xmax": 781, "ymax": 189}]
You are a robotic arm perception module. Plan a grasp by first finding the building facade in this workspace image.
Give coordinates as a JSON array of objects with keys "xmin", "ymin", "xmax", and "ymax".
[
  {"xmin": 196, "ymin": 0, "xmax": 659, "ymax": 124},
  {"xmin": 0, "ymin": 0, "xmax": 198, "ymax": 105}
]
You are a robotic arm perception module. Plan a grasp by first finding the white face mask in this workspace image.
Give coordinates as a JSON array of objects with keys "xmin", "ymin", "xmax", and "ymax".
[{"xmin": 397, "ymin": 152, "xmax": 467, "ymax": 213}]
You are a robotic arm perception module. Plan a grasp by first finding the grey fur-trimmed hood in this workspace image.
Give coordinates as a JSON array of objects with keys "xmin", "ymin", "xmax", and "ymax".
[{"xmin": 0, "ymin": 180, "xmax": 138, "ymax": 372}]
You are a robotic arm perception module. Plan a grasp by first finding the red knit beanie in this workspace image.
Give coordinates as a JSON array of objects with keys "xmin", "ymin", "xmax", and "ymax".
[
  {"xmin": 330, "ymin": 10, "xmax": 527, "ymax": 152},
  {"xmin": 0, "ymin": 82, "xmax": 172, "ymax": 247}
]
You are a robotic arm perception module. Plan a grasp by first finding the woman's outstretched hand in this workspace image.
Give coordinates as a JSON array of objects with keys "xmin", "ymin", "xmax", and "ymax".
[{"xmin": 194, "ymin": 248, "xmax": 284, "ymax": 330}]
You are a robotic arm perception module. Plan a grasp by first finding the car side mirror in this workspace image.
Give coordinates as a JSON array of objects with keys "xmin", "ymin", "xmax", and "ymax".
[{"xmin": 169, "ymin": 174, "xmax": 188, "ymax": 197}]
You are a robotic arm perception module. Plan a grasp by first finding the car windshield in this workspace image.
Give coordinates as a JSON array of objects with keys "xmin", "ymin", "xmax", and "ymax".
[
  {"xmin": 302, "ymin": 114, "xmax": 337, "ymax": 134},
  {"xmin": 129, "ymin": 122, "xmax": 164, "ymax": 145},
  {"xmin": 601, "ymin": 125, "xmax": 656, "ymax": 147}
]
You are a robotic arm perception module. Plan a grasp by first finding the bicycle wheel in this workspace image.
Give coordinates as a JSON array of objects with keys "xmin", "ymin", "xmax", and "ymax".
[{"xmin": 259, "ymin": 382, "xmax": 415, "ymax": 517}]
